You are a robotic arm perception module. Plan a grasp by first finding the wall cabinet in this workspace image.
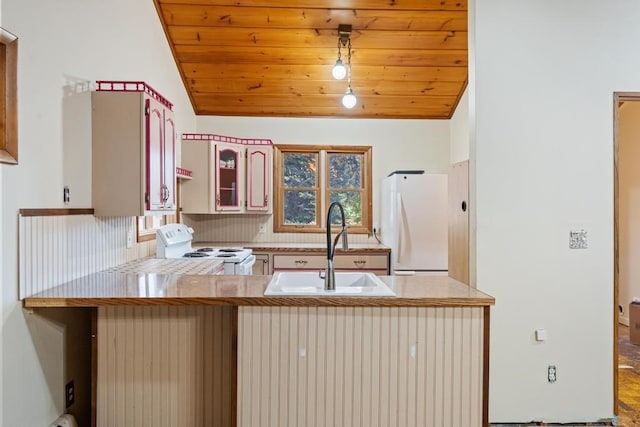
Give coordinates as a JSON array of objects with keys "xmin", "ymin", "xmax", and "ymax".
[
  {"xmin": 272, "ymin": 252, "xmax": 390, "ymax": 275},
  {"xmin": 181, "ymin": 134, "xmax": 272, "ymax": 214},
  {"xmin": 92, "ymin": 82, "xmax": 176, "ymax": 216}
]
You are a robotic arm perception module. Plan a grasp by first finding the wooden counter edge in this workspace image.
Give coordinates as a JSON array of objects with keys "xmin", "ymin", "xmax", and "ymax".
[{"xmin": 24, "ymin": 296, "xmax": 495, "ymax": 308}]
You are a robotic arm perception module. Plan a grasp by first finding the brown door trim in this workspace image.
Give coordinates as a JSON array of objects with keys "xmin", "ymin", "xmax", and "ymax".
[{"xmin": 611, "ymin": 91, "xmax": 640, "ymax": 416}]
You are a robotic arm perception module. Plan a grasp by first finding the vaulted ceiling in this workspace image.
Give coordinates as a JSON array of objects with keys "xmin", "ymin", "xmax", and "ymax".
[{"xmin": 154, "ymin": 0, "xmax": 468, "ymax": 119}]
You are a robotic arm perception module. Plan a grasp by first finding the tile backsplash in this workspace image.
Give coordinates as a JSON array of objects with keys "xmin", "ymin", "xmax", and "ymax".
[{"xmin": 182, "ymin": 214, "xmax": 376, "ymax": 244}]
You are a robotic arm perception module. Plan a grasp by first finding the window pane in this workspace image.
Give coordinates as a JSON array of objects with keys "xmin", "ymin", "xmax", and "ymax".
[
  {"xmin": 284, "ymin": 190, "xmax": 316, "ymax": 225},
  {"xmin": 284, "ymin": 153, "xmax": 317, "ymax": 188},
  {"xmin": 329, "ymin": 192, "xmax": 362, "ymax": 225},
  {"xmin": 329, "ymin": 153, "xmax": 361, "ymax": 189}
]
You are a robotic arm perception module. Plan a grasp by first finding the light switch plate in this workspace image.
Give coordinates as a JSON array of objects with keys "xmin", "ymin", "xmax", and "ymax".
[
  {"xmin": 569, "ymin": 230, "xmax": 588, "ymax": 249},
  {"xmin": 535, "ymin": 329, "xmax": 548, "ymax": 342}
]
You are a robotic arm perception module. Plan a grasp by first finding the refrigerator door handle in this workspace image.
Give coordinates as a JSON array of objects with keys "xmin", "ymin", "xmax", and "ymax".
[{"xmin": 395, "ymin": 192, "xmax": 403, "ymax": 264}]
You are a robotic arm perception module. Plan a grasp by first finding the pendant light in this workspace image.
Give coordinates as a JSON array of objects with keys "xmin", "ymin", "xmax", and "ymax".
[
  {"xmin": 332, "ymin": 25, "xmax": 357, "ymax": 109},
  {"xmin": 342, "ymin": 87, "xmax": 357, "ymax": 109},
  {"xmin": 332, "ymin": 25, "xmax": 350, "ymax": 80}
]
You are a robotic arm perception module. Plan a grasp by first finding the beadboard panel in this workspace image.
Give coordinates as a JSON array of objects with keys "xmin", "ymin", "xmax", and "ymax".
[
  {"xmin": 97, "ymin": 306, "xmax": 234, "ymax": 427},
  {"xmin": 183, "ymin": 213, "xmax": 374, "ymax": 244},
  {"xmin": 19, "ymin": 214, "xmax": 155, "ymax": 299},
  {"xmin": 238, "ymin": 306, "xmax": 484, "ymax": 427}
]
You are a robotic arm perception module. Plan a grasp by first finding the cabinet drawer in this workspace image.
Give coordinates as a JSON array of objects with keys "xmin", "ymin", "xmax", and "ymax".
[
  {"xmin": 334, "ymin": 254, "xmax": 389, "ymax": 271},
  {"xmin": 272, "ymin": 252, "xmax": 389, "ymax": 273},
  {"xmin": 273, "ymin": 254, "xmax": 325, "ymax": 270}
]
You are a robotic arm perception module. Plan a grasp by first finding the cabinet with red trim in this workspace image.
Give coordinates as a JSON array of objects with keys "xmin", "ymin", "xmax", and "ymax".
[
  {"xmin": 181, "ymin": 134, "xmax": 272, "ymax": 214},
  {"xmin": 91, "ymin": 81, "xmax": 176, "ymax": 216}
]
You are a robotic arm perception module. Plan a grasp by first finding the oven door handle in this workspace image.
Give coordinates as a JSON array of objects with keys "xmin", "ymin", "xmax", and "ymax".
[
  {"xmin": 236, "ymin": 254, "xmax": 256, "ymax": 275},
  {"xmin": 241, "ymin": 254, "xmax": 256, "ymax": 266}
]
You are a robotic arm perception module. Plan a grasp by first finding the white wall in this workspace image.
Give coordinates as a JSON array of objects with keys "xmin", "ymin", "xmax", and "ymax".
[
  {"xmin": 470, "ymin": 0, "xmax": 639, "ymax": 422},
  {"xmin": 196, "ymin": 116, "xmax": 451, "ymax": 231},
  {"xmin": 449, "ymin": 87, "xmax": 469, "ymax": 163},
  {"xmin": 0, "ymin": 0, "xmax": 194, "ymax": 425},
  {"xmin": 618, "ymin": 101, "xmax": 640, "ymax": 325}
]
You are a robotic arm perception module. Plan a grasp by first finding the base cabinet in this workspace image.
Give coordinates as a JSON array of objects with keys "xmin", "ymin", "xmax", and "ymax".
[
  {"xmin": 252, "ymin": 253, "xmax": 271, "ymax": 275},
  {"xmin": 97, "ymin": 306, "xmax": 235, "ymax": 426},
  {"xmin": 272, "ymin": 252, "xmax": 390, "ymax": 275},
  {"xmin": 94, "ymin": 303, "xmax": 488, "ymax": 427},
  {"xmin": 238, "ymin": 306, "xmax": 485, "ymax": 427}
]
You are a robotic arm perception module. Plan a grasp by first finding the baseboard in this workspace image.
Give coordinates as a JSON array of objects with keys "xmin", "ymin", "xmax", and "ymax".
[{"xmin": 620, "ymin": 315, "xmax": 630, "ymax": 326}]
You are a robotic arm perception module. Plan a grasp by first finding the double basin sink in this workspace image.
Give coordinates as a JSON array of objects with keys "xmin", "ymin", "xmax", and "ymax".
[{"xmin": 264, "ymin": 271, "xmax": 396, "ymax": 297}]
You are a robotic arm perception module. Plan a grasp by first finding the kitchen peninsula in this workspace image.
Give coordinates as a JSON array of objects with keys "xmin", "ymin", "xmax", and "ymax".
[{"xmin": 24, "ymin": 273, "xmax": 494, "ymax": 427}]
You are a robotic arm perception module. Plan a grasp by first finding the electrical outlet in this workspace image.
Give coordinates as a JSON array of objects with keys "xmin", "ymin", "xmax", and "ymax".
[
  {"xmin": 126, "ymin": 229, "xmax": 134, "ymax": 249},
  {"xmin": 569, "ymin": 230, "xmax": 588, "ymax": 249},
  {"xmin": 63, "ymin": 186, "xmax": 70, "ymax": 205},
  {"xmin": 548, "ymin": 365, "xmax": 557, "ymax": 383},
  {"xmin": 65, "ymin": 380, "xmax": 75, "ymax": 408},
  {"xmin": 258, "ymin": 223, "xmax": 266, "ymax": 234}
]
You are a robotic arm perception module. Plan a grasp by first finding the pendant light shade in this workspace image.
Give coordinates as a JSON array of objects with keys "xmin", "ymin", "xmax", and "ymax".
[
  {"xmin": 332, "ymin": 59, "xmax": 347, "ymax": 80},
  {"xmin": 342, "ymin": 87, "xmax": 357, "ymax": 109}
]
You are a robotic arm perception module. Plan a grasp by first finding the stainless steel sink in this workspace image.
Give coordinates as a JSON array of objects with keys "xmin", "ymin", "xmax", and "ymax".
[{"xmin": 264, "ymin": 271, "xmax": 395, "ymax": 297}]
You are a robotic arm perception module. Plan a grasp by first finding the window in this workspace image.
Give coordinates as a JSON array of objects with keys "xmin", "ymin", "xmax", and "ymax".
[
  {"xmin": 137, "ymin": 214, "xmax": 172, "ymax": 242},
  {"xmin": 274, "ymin": 145, "xmax": 372, "ymax": 233}
]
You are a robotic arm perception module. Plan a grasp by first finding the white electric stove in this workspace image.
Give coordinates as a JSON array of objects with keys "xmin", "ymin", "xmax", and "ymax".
[{"xmin": 156, "ymin": 223, "xmax": 255, "ymax": 275}]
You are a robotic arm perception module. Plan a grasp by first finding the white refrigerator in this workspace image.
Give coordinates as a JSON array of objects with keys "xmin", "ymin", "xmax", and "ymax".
[{"xmin": 380, "ymin": 171, "xmax": 448, "ymax": 273}]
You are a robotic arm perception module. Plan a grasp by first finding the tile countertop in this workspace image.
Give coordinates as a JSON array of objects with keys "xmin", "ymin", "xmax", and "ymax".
[
  {"xmin": 195, "ymin": 242, "xmax": 390, "ymax": 253},
  {"xmin": 103, "ymin": 257, "xmax": 224, "ymax": 275},
  {"xmin": 23, "ymin": 273, "xmax": 494, "ymax": 308}
]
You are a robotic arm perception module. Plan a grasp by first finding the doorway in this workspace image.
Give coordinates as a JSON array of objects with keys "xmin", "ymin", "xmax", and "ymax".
[{"xmin": 614, "ymin": 92, "xmax": 640, "ymax": 423}]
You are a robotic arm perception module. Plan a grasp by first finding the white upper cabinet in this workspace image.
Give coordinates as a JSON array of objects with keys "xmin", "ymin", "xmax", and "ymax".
[
  {"xmin": 181, "ymin": 134, "xmax": 272, "ymax": 215},
  {"xmin": 180, "ymin": 139, "xmax": 215, "ymax": 213},
  {"xmin": 92, "ymin": 82, "xmax": 176, "ymax": 216}
]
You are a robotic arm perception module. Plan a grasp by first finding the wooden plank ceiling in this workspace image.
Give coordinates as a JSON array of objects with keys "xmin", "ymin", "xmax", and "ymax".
[{"xmin": 154, "ymin": 0, "xmax": 468, "ymax": 119}]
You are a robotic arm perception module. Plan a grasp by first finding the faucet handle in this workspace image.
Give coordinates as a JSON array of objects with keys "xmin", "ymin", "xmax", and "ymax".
[{"xmin": 319, "ymin": 270, "xmax": 326, "ymax": 279}]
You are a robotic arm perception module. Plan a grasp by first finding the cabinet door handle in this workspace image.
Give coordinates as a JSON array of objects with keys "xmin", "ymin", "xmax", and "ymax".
[
  {"xmin": 354, "ymin": 260, "xmax": 367, "ymax": 266},
  {"xmin": 294, "ymin": 260, "xmax": 308, "ymax": 266},
  {"xmin": 161, "ymin": 185, "xmax": 169, "ymax": 203}
]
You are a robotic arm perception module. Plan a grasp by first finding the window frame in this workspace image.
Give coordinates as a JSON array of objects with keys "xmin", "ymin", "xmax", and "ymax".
[
  {"xmin": 0, "ymin": 27, "xmax": 18, "ymax": 165},
  {"xmin": 274, "ymin": 144, "xmax": 372, "ymax": 234},
  {"xmin": 136, "ymin": 214, "xmax": 173, "ymax": 243}
]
